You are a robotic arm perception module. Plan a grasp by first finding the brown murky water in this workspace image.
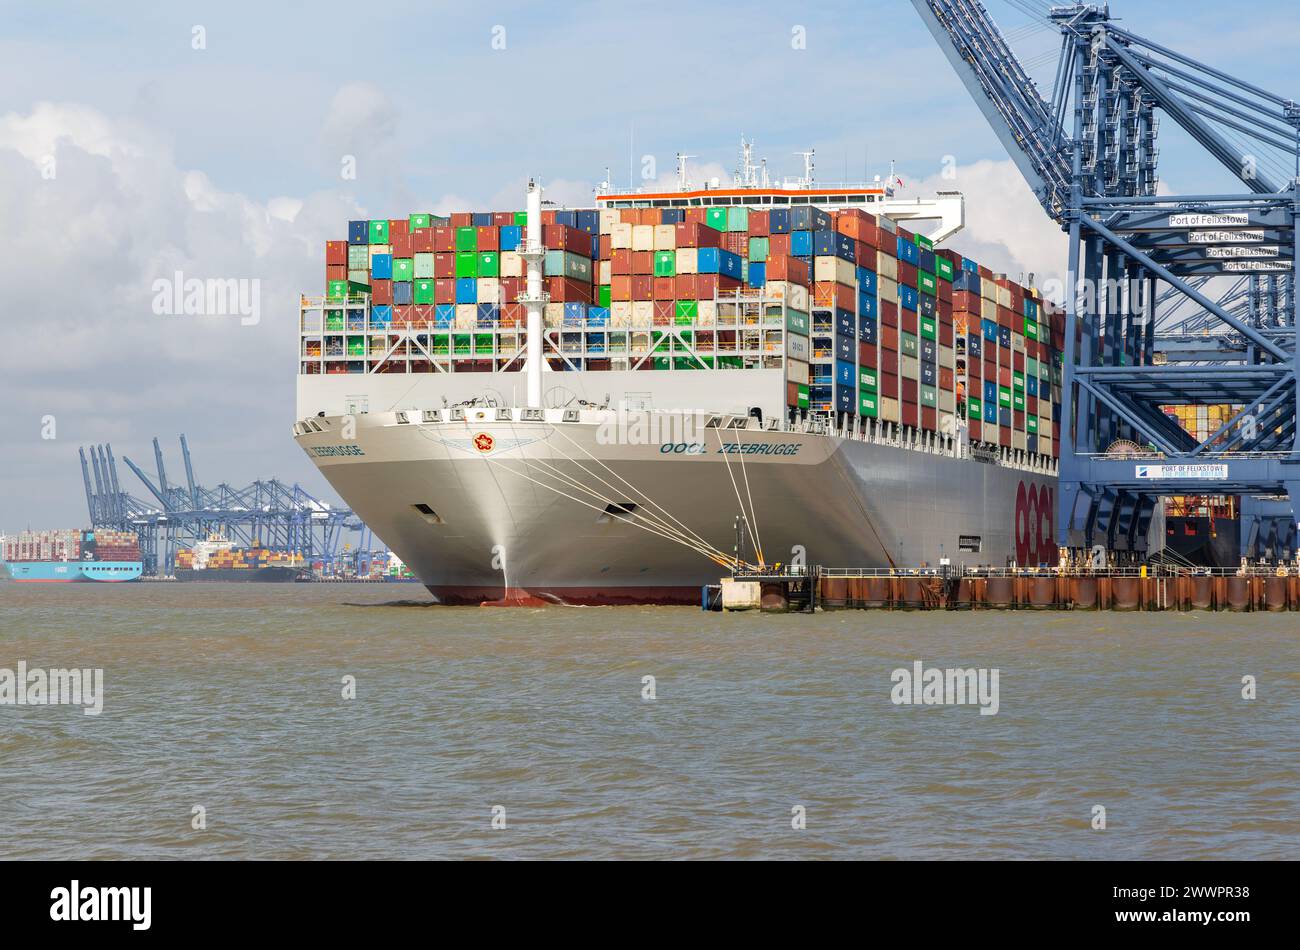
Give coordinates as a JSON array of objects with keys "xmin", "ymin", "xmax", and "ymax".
[{"xmin": 0, "ymin": 581, "xmax": 1295, "ymax": 859}]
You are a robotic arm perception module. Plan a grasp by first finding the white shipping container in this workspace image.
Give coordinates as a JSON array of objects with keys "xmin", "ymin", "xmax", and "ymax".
[
  {"xmin": 500, "ymin": 251, "xmax": 523, "ymax": 278},
  {"xmin": 981, "ymin": 279, "xmax": 997, "ymax": 302},
  {"xmin": 997, "ymin": 284, "xmax": 1012, "ymax": 308},
  {"xmin": 476, "ymin": 278, "xmax": 501, "ymax": 304},
  {"xmin": 1039, "ymin": 417, "xmax": 1053, "ymax": 439},
  {"xmin": 785, "ymin": 357, "xmax": 810, "ymax": 385},
  {"xmin": 455, "ymin": 304, "xmax": 478, "ymax": 329},
  {"xmin": 632, "ymin": 225, "xmax": 654, "ymax": 252},
  {"xmin": 610, "ymin": 223, "xmax": 633, "ymax": 249},
  {"xmin": 599, "ymin": 209, "xmax": 619, "ymax": 233},
  {"xmin": 1012, "ymin": 429, "xmax": 1027, "ymax": 451},
  {"xmin": 876, "ymin": 252, "xmax": 899, "ymax": 280},
  {"xmin": 653, "ymin": 224, "xmax": 676, "ymax": 250},
  {"xmin": 900, "ymin": 355, "xmax": 920, "ymax": 380},
  {"xmin": 598, "ymin": 260, "xmax": 611, "ymax": 284},
  {"xmin": 814, "ymin": 255, "xmax": 856, "ymax": 286},
  {"xmin": 631, "ymin": 300, "xmax": 654, "ymax": 325},
  {"xmin": 368, "ymin": 244, "xmax": 391, "ymax": 260},
  {"xmin": 544, "ymin": 303, "xmax": 565, "ymax": 327},
  {"xmin": 786, "ymin": 333, "xmax": 811, "ymax": 362},
  {"xmin": 879, "ymin": 397, "xmax": 901, "ymax": 422},
  {"xmin": 939, "ymin": 392, "xmax": 956, "ymax": 414},
  {"xmin": 697, "ymin": 300, "xmax": 717, "ymax": 326},
  {"xmin": 877, "ymin": 276, "xmax": 899, "ymax": 305},
  {"xmin": 939, "ymin": 345, "xmax": 955, "ymax": 369},
  {"xmin": 675, "ymin": 247, "xmax": 698, "ymax": 274},
  {"xmin": 610, "ymin": 301, "xmax": 633, "ymax": 327},
  {"xmin": 982, "ymin": 297, "xmax": 997, "ymax": 321}
]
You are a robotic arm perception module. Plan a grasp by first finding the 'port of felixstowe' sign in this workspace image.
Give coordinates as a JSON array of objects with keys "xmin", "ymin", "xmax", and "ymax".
[{"xmin": 1134, "ymin": 463, "xmax": 1229, "ymax": 480}]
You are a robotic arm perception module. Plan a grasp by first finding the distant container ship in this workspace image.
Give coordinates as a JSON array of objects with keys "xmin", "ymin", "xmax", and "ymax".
[
  {"xmin": 174, "ymin": 536, "xmax": 305, "ymax": 582},
  {"xmin": 2, "ymin": 529, "xmax": 142, "ymax": 582}
]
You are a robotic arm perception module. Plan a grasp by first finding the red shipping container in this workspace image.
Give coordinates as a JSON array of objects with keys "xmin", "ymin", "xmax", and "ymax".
[
  {"xmin": 435, "ymin": 279, "xmax": 456, "ymax": 304},
  {"xmin": 937, "ymin": 280, "xmax": 952, "ymax": 304},
  {"xmin": 769, "ymin": 233, "xmax": 792, "ymax": 258},
  {"xmin": 599, "ymin": 234, "xmax": 612, "ymax": 258},
  {"xmin": 326, "ymin": 265, "xmax": 346, "ymax": 281},
  {"xmin": 325, "ymin": 241, "xmax": 348, "ymax": 266},
  {"xmin": 939, "ymin": 322, "xmax": 953, "ymax": 347},
  {"xmin": 999, "ymin": 306, "xmax": 1014, "ymax": 329},
  {"xmin": 1013, "ymin": 350, "xmax": 1025, "ymax": 372},
  {"xmin": 412, "ymin": 304, "xmax": 435, "ymax": 324},
  {"xmin": 879, "ymin": 371, "xmax": 899, "ymax": 398},
  {"xmin": 921, "ymin": 407, "xmax": 937, "ymax": 431},
  {"xmin": 435, "ymin": 254, "xmax": 455, "ymax": 279},
  {"xmin": 766, "ymin": 255, "xmax": 809, "ymax": 286},
  {"xmin": 611, "ymin": 249, "xmax": 633, "ymax": 275},
  {"xmin": 499, "ymin": 303, "xmax": 524, "ymax": 327},
  {"xmin": 999, "ymin": 366, "xmax": 1011, "ymax": 387},
  {"xmin": 880, "ymin": 299, "xmax": 898, "ymax": 327},
  {"xmin": 835, "ymin": 209, "xmax": 876, "ymax": 244},
  {"xmin": 492, "ymin": 211, "xmax": 514, "ymax": 227},
  {"xmin": 611, "ymin": 276, "xmax": 632, "ymax": 301},
  {"xmin": 631, "ymin": 275, "xmax": 653, "ymax": 300},
  {"xmin": 858, "ymin": 341, "xmax": 876, "ymax": 367},
  {"xmin": 476, "ymin": 226, "xmax": 499, "ymax": 251},
  {"xmin": 547, "ymin": 277, "xmax": 593, "ymax": 303},
  {"xmin": 968, "ymin": 419, "xmax": 982, "ymax": 441},
  {"xmin": 541, "ymin": 210, "xmax": 556, "ymax": 225},
  {"xmin": 953, "ymin": 291, "xmax": 979, "ymax": 312},
  {"xmin": 674, "ymin": 275, "xmax": 698, "ymax": 299},
  {"xmin": 449, "ymin": 212, "xmax": 472, "ymax": 228},
  {"xmin": 880, "ymin": 348, "xmax": 899, "ymax": 375},
  {"xmin": 939, "ymin": 367, "xmax": 954, "ymax": 390},
  {"xmin": 881, "ymin": 324, "xmax": 899, "ymax": 352},
  {"xmin": 412, "ymin": 229, "xmax": 434, "ymax": 253},
  {"xmin": 900, "ymin": 310, "xmax": 918, "ymax": 335},
  {"xmin": 675, "ymin": 222, "xmax": 722, "ymax": 249},
  {"xmin": 684, "ymin": 208, "xmax": 707, "ymax": 226},
  {"xmin": 500, "ymin": 277, "xmax": 523, "ymax": 302},
  {"xmin": 632, "ymin": 251, "xmax": 654, "ymax": 275},
  {"xmin": 984, "ymin": 356, "xmax": 997, "ymax": 377},
  {"xmin": 392, "ymin": 234, "xmax": 414, "ymax": 257},
  {"xmin": 979, "ymin": 264, "xmax": 993, "ymax": 279},
  {"xmin": 1025, "ymin": 395, "xmax": 1037, "ymax": 415},
  {"xmin": 718, "ymin": 274, "xmax": 743, "ymax": 294},
  {"xmin": 371, "ymin": 280, "xmax": 392, "ymax": 305},
  {"xmin": 901, "ymin": 402, "xmax": 919, "ymax": 428},
  {"xmin": 653, "ymin": 300, "xmax": 674, "ymax": 323},
  {"xmin": 388, "ymin": 219, "xmax": 410, "ymax": 239},
  {"xmin": 747, "ymin": 210, "xmax": 769, "ymax": 236},
  {"xmin": 898, "ymin": 261, "xmax": 918, "ymax": 288},
  {"xmin": 391, "ymin": 305, "xmax": 413, "ymax": 326},
  {"xmin": 938, "ymin": 299, "xmax": 953, "ymax": 321},
  {"xmin": 653, "ymin": 277, "xmax": 675, "ymax": 300},
  {"xmin": 786, "ymin": 382, "xmax": 803, "ymax": 408},
  {"xmin": 433, "ymin": 227, "xmax": 455, "ymax": 252},
  {"xmin": 694, "ymin": 274, "xmax": 722, "ymax": 298},
  {"xmin": 813, "ymin": 282, "xmax": 854, "ymax": 311}
]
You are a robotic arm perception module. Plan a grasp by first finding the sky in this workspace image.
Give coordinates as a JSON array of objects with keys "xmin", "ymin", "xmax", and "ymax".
[{"xmin": 1, "ymin": 0, "xmax": 1295, "ymax": 532}]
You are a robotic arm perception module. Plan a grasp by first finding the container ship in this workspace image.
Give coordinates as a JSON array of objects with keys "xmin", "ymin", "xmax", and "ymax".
[
  {"xmin": 292, "ymin": 146, "xmax": 1064, "ymax": 604},
  {"xmin": 174, "ymin": 536, "xmax": 305, "ymax": 581},
  {"xmin": 2, "ymin": 529, "xmax": 142, "ymax": 582}
]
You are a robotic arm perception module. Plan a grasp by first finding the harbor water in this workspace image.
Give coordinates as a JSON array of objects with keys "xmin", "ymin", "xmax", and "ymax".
[{"xmin": 1, "ymin": 582, "xmax": 1295, "ymax": 859}]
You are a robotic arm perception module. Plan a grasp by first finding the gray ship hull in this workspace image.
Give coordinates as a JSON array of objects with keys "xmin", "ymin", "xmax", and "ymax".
[{"xmin": 294, "ymin": 408, "xmax": 1057, "ymax": 605}]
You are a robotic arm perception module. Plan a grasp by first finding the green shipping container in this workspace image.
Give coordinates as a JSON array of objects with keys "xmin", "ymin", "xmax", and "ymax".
[
  {"xmin": 859, "ymin": 391, "xmax": 879, "ymax": 417},
  {"xmin": 1026, "ymin": 356, "xmax": 1039, "ymax": 378},
  {"xmin": 913, "ymin": 233, "xmax": 934, "ymax": 250},
  {"xmin": 410, "ymin": 213, "xmax": 431, "ymax": 230},
  {"xmin": 478, "ymin": 252, "xmax": 499, "ymax": 278},
  {"xmin": 347, "ymin": 269, "xmax": 370, "ymax": 285},
  {"xmin": 414, "ymin": 253, "xmax": 434, "ymax": 278},
  {"xmin": 1013, "ymin": 390, "xmax": 1026, "ymax": 412},
  {"xmin": 348, "ymin": 246, "xmax": 369, "ymax": 268},
  {"xmin": 859, "ymin": 367, "xmax": 878, "ymax": 392},
  {"xmin": 325, "ymin": 309, "xmax": 345, "ymax": 331},
  {"xmin": 455, "ymin": 227, "xmax": 477, "ymax": 252},
  {"xmin": 654, "ymin": 251, "xmax": 677, "ymax": 277},
  {"xmin": 748, "ymin": 237, "xmax": 769, "ymax": 262},
  {"xmin": 920, "ymin": 316, "xmax": 937, "ymax": 340},
  {"xmin": 1013, "ymin": 371, "xmax": 1025, "ymax": 392},
  {"xmin": 935, "ymin": 257, "xmax": 955, "ymax": 281},
  {"xmin": 918, "ymin": 271, "xmax": 937, "ymax": 295},
  {"xmin": 998, "ymin": 386, "xmax": 1012, "ymax": 408},
  {"xmin": 920, "ymin": 383, "xmax": 938, "ymax": 407},
  {"xmin": 1024, "ymin": 318, "xmax": 1039, "ymax": 340},
  {"xmin": 368, "ymin": 220, "xmax": 389, "ymax": 244},
  {"xmin": 599, "ymin": 285, "xmax": 611, "ymax": 308},
  {"xmin": 726, "ymin": 207, "xmax": 749, "ymax": 232},
  {"xmin": 393, "ymin": 258, "xmax": 414, "ymax": 281},
  {"xmin": 705, "ymin": 208, "xmax": 728, "ymax": 231},
  {"xmin": 968, "ymin": 397, "xmax": 982, "ymax": 419},
  {"xmin": 456, "ymin": 252, "xmax": 478, "ymax": 278},
  {"xmin": 797, "ymin": 384, "xmax": 810, "ymax": 409},
  {"xmin": 514, "ymin": 211, "xmax": 527, "ymax": 226},
  {"xmin": 431, "ymin": 334, "xmax": 449, "ymax": 354},
  {"xmin": 475, "ymin": 333, "xmax": 494, "ymax": 350},
  {"xmin": 453, "ymin": 334, "xmax": 472, "ymax": 355},
  {"xmin": 414, "ymin": 280, "xmax": 435, "ymax": 304},
  {"xmin": 785, "ymin": 309, "xmax": 810, "ymax": 335},
  {"xmin": 1027, "ymin": 415, "xmax": 1039, "ymax": 433},
  {"xmin": 901, "ymin": 332, "xmax": 919, "ymax": 357},
  {"xmin": 346, "ymin": 336, "xmax": 365, "ymax": 356},
  {"xmin": 675, "ymin": 300, "xmax": 698, "ymax": 321},
  {"xmin": 653, "ymin": 356, "xmax": 671, "ymax": 370}
]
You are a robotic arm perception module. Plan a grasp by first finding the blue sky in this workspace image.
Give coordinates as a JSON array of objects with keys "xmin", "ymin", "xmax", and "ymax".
[{"xmin": 1, "ymin": 0, "xmax": 1295, "ymax": 531}]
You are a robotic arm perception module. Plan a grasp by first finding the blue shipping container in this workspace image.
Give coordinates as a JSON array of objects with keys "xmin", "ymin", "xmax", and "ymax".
[
  {"xmin": 563, "ymin": 302, "xmax": 587, "ymax": 323},
  {"xmin": 587, "ymin": 307, "xmax": 610, "ymax": 326},
  {"xmin": 393, "ymin": 281, "xmax": 412, "ymax": 306},
  {"xmin": 836, "ymin": 359, "xmax": 856, "ymax": 387},
  {"xmin": 918, "ymin": 248, "xmax": 936, "ymax": 274},
  {"xmin": 791, "ymin": 206, "xmax": 832, "ymax": 231},
  {"xmin": 835, "ymin": 335, "xmax": 854, "ymax": 361},
  {"xmin": 471, "ymin": 212, "xmax": 492, "ymax": 227},
  {"xmin": 791, "ymin": 230, "xmax": 814, "ymax": 257},
  {"xmin": 348, "ymin": 220, "xmax": 369, "ymax": 244},
  {"xmin": 434, "ymin": 304, "xmax": 455, "ymax": 327},
  {"xmin": 921, "ymin": 363, "xmax": 937, "ymax": 386},
  {"xmin": 371, "ymin": 304, "xmax": 392, "ymax": 324},
  {"xmin": 499, "ymin": 225, "xmax": 521, "ymax": 251},
  {"xmin": 477, "ymin": 304, "xmax": 499, "ymax": 323},
  {"xmin": 896, "ymin": 235, "xmax": 920, "ymax": 265},
  {"xmin": 984, "ymin": 380, "xmax": 997, "ymax": 403},
  {"xmin": 1027, "ymin": 375, "xmax": 1039, "ymax": 397},
  {"xmin": 859, "ymin": 317, "xmax": 878, "ymax": 344},
  {"xmin": 998, "ymin": 326, "xmax": 1012, "ymax": 348},
  {"xmin": 899, "ymin": 285, "xmax": 918, "ymax": 312},
  {"xmin": 856, "ymin": 268, "xmax": 878, "ymax": 296},
  {"xmin": 968, "ymin": 334, "xmax": 982, "ymax": 358},
  {"xmin": 919, "ymin": 293, "xmax": 936, "ymax": 317},
  {"xmin": 748, "ymin": 262, "xmax": 766, "ymax": 287},
  {"xmin": 859, "ymin": 293, "xmax": 877, "ymax": 319},
  {"xmin": 982, "ymin": 318, "xmax": 998, "ymax": 342},
  {"xmin": 553, "ymin": 210, "xmax": 577, "ymax": 229},
  {"xmin": 575, "ymin": 209, "xmax": 598, "ymax": 234},
  {"xmin": 813, "ymin": 229, "xmax": 837, "ymax": 256},
  {"xmin": 835, "ymin": 384, "xmax": 856, "ymax": 413},
  {"xmin": 984, "ymin": 402, "xmax": 998, "ymax": 423},
  {"xmin": 370, "ymin": 254, "xmax": 393, "ymax": 280},
  {"xmin": 836, "ymin": 308, "xmax": 855, "ymax": 336},
  {"xmin": 999, "ymin": 407, "xmax": 1012, "ymax": 427},
  {"xmin": 455, "ymin": 278, "xmax": 477, "ymax": 304},
  {"xmin": 768, "ymin": 208, "xmax": 792, "ymax": 234}
]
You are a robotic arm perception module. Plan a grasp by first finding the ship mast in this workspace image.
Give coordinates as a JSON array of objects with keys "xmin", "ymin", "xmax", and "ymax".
[{"xmin": 519, "ymin": 179, "xmax": 547, "ymax": 408}]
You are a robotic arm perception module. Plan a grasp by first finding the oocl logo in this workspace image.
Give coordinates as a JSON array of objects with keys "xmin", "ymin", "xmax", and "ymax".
[
  {"xmin": 473, "ymin": 432, "xmax": 495, "ymax": 453},
  {"xmin": 1014, "ymin": 481, "xmax": 1055, "ymax": 566}
]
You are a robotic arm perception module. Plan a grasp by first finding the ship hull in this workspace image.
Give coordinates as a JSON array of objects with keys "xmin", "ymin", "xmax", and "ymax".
[
  {"xmin": 6, "ymin": 561, "xmax": 142, "ymax": 582},
  {"xmin": 174, "ymin": 566, "xmax": 301, "ymax": 583},
  {"xmin": 296, "ymin": 409, "xmax": 1057, "ymax": 605}
]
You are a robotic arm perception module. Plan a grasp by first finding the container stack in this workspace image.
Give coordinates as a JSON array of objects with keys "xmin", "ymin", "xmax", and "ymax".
[
  {"xmin": 2, "ymin": 529, "xmax": 81, "ymax": 562},
  {"xmin": 1163, "ymin": 404, "xmax": 1237, "ymax": 447},
  {"xmin": 89, "ymin": 529, "xmax": 141, "ymax": 562},
  {"xmin": 308, "ymin": 201, "xmax": 1063, "ymax": 459}
]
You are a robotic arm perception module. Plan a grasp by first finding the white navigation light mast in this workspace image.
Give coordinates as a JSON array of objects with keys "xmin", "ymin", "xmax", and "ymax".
[
  {"xmin": 519, "ymin": 179, "xmax": 548, "ymax": 408},
  {"xmin": 676, "ymin": 152, "xmax": 694, "ymax": 191}
]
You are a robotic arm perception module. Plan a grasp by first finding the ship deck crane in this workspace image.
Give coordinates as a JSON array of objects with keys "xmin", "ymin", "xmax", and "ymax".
[{"xmin": 911, "ymin": 0, "xmax": 1299, "ymax": 559}]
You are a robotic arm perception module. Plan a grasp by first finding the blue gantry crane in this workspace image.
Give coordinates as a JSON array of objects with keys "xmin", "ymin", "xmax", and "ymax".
[
  {"xmin": 79, "ymin": 435, "xmax": 385, "ymax": 576},
  {"xmin": 912, "ymin": 0, "xmax": 1298, "ymax": 560}
]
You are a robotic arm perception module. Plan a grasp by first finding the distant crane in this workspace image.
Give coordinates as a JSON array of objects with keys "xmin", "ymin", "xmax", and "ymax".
[{"xmin": 912, "ymin": 0, "xmax": 1298, "ymax": 559}]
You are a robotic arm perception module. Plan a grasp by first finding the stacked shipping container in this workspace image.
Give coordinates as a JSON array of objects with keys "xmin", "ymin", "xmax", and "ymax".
[{"xmin": 312, "ymin": 202, "xmax": 1063, "ymax": 458}]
